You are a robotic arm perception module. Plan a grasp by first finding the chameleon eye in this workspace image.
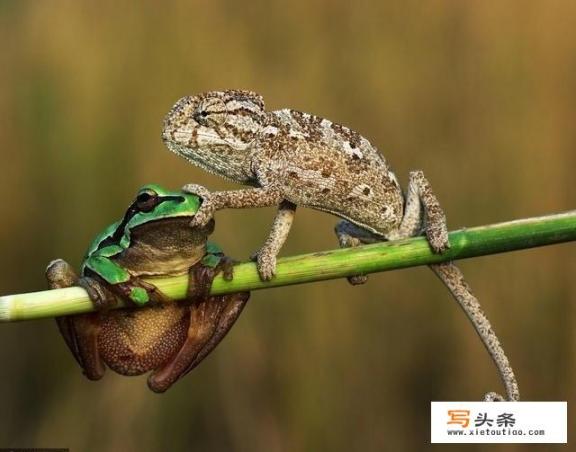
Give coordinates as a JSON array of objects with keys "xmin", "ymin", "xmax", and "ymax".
[
  {"xmin": 136, "ymin": 190, "xmax": 159, "ymax": 212},
  {"xmin": 195, "ymin": 97, "xmax": 227, "ymax": 127}
]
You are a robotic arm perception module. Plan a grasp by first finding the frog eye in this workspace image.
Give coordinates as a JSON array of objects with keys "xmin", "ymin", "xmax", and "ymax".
[
  {"xmin": 194, "ymin": 97, "xmax": 227, "ymax": 127},
  {"xmin": 136, "ymin": 189, "xmax": 159, "ymax": 212}
]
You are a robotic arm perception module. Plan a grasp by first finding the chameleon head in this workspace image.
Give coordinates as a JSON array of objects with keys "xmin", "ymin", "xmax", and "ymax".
[{"xmin": 162, "ymin": 90, "xmax": 267, "ymax": 183}]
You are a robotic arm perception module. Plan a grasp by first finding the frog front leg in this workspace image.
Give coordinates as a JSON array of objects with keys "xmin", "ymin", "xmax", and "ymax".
[
  {"xmin": 83, "ymin": 253, "xmax": 171, "ymax": 307},
  {"xmin": 45, "ymin": 259, "xmax": 106, "ymax": 380},
  {"xmin": 148, "ymin": 292, "xmax": 249, "ymax": 393}
]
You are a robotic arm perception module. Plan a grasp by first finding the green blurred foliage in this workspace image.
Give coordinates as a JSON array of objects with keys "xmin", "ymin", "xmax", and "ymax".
[{"xmin": 0, "ymin": 1, "xmax": 575, "ymax": 451}]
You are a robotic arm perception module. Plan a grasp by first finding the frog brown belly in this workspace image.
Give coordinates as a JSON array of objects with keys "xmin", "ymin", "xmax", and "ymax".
[{"xmin": 97, "ymin": 303, "xmax": 189, "ymax": 376}]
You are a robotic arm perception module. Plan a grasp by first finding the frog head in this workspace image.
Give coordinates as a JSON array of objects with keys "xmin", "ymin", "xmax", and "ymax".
[{"xmin": 78, "ymin": 184, "xmax": 216, "ymax": 306}]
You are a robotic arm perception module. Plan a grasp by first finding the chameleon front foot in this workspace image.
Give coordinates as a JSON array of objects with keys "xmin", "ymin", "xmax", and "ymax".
[
  {"xmin": 182, "ymin": 183, "xmax": 216, "ymax": 227},
  {"xmin": 250, "ymin": 247, "xmax": 277, "ymax": 281}
]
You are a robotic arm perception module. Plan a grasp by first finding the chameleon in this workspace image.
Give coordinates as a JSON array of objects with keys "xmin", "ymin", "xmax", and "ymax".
[{"xmin": 161, "ymin": 89, "xmax": 519, "ymax": 401}]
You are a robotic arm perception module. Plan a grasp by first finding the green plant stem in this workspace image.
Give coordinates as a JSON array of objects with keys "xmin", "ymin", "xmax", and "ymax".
[{"xmin": 1, "ymin": 210, "xmax": 575, "ymax": 322}]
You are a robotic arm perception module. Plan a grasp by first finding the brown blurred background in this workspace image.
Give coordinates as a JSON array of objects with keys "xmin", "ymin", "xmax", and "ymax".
[{"xmin": 0, "ymin": 1, "xmax": 575, "ymax": 451}]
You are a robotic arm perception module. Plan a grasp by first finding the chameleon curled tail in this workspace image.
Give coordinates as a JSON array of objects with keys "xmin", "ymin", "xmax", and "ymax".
[
  {"xmin": 430, "ymin": 262, "xmax": 519, "ymax": 401},
  {"xmin": 336, "ymin": 170, "xmax": 520, "ymax": 401},
  {"xmin": 392, "ymin": 171, "xmax": 520, "ymax": 401}
]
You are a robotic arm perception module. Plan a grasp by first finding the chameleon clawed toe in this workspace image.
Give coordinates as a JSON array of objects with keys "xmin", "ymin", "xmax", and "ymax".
[
  {"xmin": 255, "ymin": 249, "xmax": 277, "ymax": 281},
  {"xmin": 426, "ymin": 227, "xmax": 451, "ymax": 254},
  {"xmin": 181, "ymin": 183, "xmax": 216, "ymax": 227}
]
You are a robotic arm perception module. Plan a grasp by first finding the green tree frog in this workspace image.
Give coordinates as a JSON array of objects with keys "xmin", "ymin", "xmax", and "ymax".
[{"xmin": 46, "ymin": 184, "xmax": 249, "ymax": 393}]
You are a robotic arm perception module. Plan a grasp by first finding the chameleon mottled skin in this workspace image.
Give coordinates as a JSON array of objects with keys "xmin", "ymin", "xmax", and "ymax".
[
  {"xmin": 162, "ymin": 90, "xmax": 519, "ymax": 401},
  {"xmin": 162, "ymin": 91, "xmax": 404, "ymax": 235}
]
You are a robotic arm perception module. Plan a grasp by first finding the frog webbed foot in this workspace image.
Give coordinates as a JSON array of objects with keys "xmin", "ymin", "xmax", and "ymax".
[
  {"xmin": 187, "ymin": 254, "xmax": 236, "ymax": 301},
  {"xmin": 147, "ymin": 291, "xmax": 249, "ymax": 393},
  {"xmin": 187, "ymin": 265, "xmax": 216, "ymax": 300},
  {"xmin": 218, "ymin": 255, "xmax": 235, "ymax": 281},
  {"xmin": 111, "ymin": 278, "xmax": 172, "ymax": 307},
  {"xmin": 75, "ymin": 276, "xmax": 168, "ymax": 310}
]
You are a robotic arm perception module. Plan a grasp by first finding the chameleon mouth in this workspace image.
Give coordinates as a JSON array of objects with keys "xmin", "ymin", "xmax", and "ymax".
[
  {"xmin": 163, "ymin": 141, "xmax": 251, "ymax": 184},
  {"xmin": 162, "ymin": 116, "xmax": 192, "ymax": 144},
  {"xmin": 164, "ymin": 141, "xmax": 192, "ymax": 160},
  {"xmin": 164, "ymin": 127, "xmax": 254, "ymax": 153}
]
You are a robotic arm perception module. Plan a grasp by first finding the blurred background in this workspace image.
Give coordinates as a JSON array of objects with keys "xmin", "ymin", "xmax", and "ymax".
[{"xmin": 0, "ymin": 1, "xmax": 575, "ymax": 450}]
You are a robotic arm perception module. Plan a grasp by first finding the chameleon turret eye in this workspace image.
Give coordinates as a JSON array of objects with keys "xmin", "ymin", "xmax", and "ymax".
[
  {"xmin": 195, "ymin": 97, "xmax": 227, "ymax": 127},
  {"xmin": 136, "ymin": 189, "xmax": 159, "ymax": 212}
]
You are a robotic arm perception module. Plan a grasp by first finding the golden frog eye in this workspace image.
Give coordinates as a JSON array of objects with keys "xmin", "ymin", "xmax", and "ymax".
[{"xmin": 136, "ymin": 189, "xmax": 159, "ymax": 212}]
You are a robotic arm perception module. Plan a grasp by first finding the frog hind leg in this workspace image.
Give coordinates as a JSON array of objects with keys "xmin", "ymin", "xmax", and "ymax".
[
  {"xmin": 55, "ymin": 314, "xmax": 105, "ymax": 380},
  {"xmin": 59, "ymin": 314, "xmax": 106, "ymax": 380},
  {"xmin": 183, "ymin": 292, "xmax": 249, "ymax": 369},
  {"xmin": 45, "ymin": 259, "xmax": 107, "ymax": 380},
  {"xmin": 147, "ymin": 292, "xmax": 249, "ymax": 393}
]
